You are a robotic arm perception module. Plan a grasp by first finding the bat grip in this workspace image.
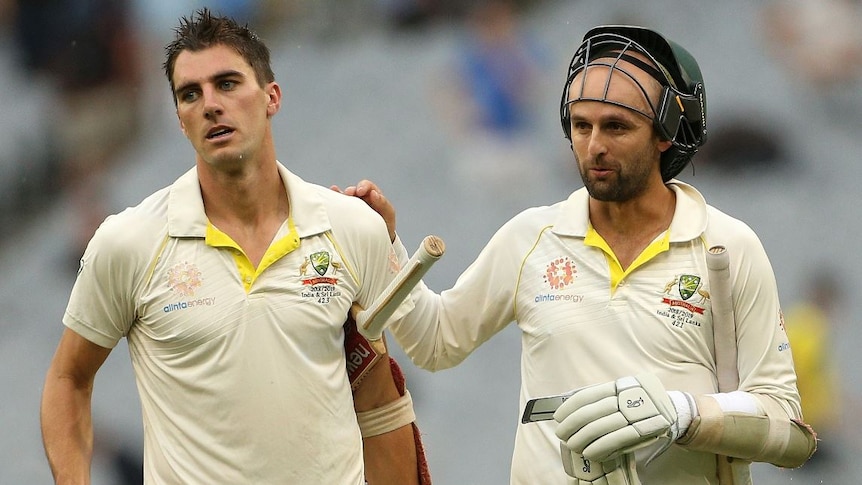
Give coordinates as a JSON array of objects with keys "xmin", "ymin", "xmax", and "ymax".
[{"xmin": 706, "ymin": 245, "xmax": 739, "ymax": 392}]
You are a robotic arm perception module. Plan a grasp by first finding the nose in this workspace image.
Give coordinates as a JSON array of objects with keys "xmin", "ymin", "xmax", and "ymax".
[
  {"xmin": 201, "ymin": 86, "xmax": 223, "ymax": 119},
  {"xmin": 586, "ymin": 130, "xmax": 608, "ymax": 158}
]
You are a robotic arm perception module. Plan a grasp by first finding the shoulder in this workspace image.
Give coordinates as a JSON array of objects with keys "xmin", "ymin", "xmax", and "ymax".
[
  {"xmin": 288, "ymin": 175, "xmax": 389, "ymax": 245},
  {"xmin": 669, "ymin": 180, "xmax": 762, "ymax": 250},
  {"xmin": 487, "ymin": 202, "xmax": 564, "ymax": 251},
  {"xmin": 505, "ymin": 200, "xmax": 565, "ymax": 231},
  {"xmin": 85, "ymin": 187, "xmax": 171, "ymax": 268},
  {"xmin": 311, "ymin": 182, "xmax": 388, "ymax": 232},
  {"xmin": 703, "ymin": 204, "xmax": 763, "ymax": 251}
]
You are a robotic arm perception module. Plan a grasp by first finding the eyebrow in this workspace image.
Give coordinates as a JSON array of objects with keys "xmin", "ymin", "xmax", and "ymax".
[{"xmin": 174, "ymin": 69, "xmax": 246, "ymax": 96}]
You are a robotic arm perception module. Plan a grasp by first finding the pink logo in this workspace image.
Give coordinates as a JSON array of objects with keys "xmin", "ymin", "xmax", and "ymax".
[
  {"xmin": 544, "ymin": 257, "xmax": 576, "ymax": 290},
  {"xmin": 167, "ymin": 262, "xmax": 203, "ymax": 297}
]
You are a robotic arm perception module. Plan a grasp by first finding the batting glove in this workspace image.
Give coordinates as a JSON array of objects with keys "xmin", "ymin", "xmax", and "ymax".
[
  {"xmin": 553, "ymin": 374, "xmax": 693, "ymax": 463},
  {"xmin": 560, "ymin": 446, "xmax": 642, "ymax": 485}
]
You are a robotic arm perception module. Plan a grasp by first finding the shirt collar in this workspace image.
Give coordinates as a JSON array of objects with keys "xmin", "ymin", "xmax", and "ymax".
[
  {"xmin": 551, "ymin": 179, "xmax": 708, "ymax": 242},
  {"xmin": 167, "ymin": 161, "xmax": 332, "ymax": 239}
]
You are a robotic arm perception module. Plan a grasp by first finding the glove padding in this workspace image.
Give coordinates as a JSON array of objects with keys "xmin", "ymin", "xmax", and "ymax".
[
  {"xmin": 560, "ymin": 445, "xmax": 641, "ymax": 485},
  {"xmin": 554, "ymin": 374, "xmax": 679, "ymax": 462}
]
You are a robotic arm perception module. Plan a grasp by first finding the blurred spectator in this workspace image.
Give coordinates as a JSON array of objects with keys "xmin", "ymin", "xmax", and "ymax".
[
  {"xmin": 432, "ymin": 0, "xmax": 553, "ymax": 194},
  {"xmin": 10, "ymin": 0, "xmax": 144, "ymax": 262},
  {"xmin": 760, "ymin": 0, "xmax": 862, "ymax": 122},
  {"xmin": 783, "ymin": 269, "xmax": 844, "ymax": 472}
]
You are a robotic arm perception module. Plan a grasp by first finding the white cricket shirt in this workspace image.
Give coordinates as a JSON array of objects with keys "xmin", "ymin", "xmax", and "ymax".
[
  {"xmin": 390, "ymin": 181, "xmax": 800, "ymax": 484},
  {"xmin": 64, "ymin": 163, "xmax": 405, "ymax": 484}
]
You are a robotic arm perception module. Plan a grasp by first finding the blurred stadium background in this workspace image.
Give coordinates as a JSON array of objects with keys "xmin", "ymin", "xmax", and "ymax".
[{"xmin": 1, "ymin": 0, "xmax": 860, "ymax": 483}]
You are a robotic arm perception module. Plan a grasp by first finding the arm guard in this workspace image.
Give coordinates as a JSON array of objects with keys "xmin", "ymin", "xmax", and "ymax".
[{"xmin": 676, "ymin": 394, "xmax": 817, "ymax": 468}]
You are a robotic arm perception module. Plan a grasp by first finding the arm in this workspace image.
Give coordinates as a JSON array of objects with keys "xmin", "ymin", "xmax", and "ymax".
[
  {"xmin": 353, "ymin": 347, "xmax": 423, "ymax": 485},
  {"xmin": 41, "ymin": 328, "xmax": 112, "ymax": 485},
  {"xmin": 553, "ymin": 228, "xmax": 816, "ymax": 478},
  {"xmin": 337, "ymin": 179, "xmax": 520, "ymax": 371},
  {"xmin": 675, "ymin": 233, "xmax": 816, "ymax": 467}
]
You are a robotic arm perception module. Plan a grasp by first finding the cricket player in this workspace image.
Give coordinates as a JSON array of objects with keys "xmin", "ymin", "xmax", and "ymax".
[
  {"xmin": 345, "ymin": 25, "xmax": 816, "ymax": 484},
  {"xmin": 40, "ymin": 9, "xmax": 429, "ymax": 484}
]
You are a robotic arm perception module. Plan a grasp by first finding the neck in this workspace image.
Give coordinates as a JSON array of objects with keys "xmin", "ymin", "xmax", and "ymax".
[
  {"xmin": 198, "ymin": 155, "xmax": 288, "ymax": 228},
  {"xmin": 589, "ymin": 183, "xmax": 675, "ymax": 236}
]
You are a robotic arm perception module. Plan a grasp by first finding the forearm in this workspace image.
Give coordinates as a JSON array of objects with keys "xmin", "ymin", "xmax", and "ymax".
[
  {"xmin": 388, "ymin": 237, "xmax": 514, "ymax": 372},
  {"xmin": 363, "ymin": 425, "xmax": 420, "ymax": 485},
  {"xmin": 676, "ymin": 391, "xmax": 816, "ymax": 468},
  {"xmin": 353, "ymin": 354, "xmax": 421, "ymax": 485},
  {"xmin": 41, "ymin": 374, "xmax": 95, "ymax": 485}
]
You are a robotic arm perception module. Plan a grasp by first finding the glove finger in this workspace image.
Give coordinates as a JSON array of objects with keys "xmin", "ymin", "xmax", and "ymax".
[
  {"xmin": 561, "ymin": 442, "xmax": 623, "ymax": 482},
  {"xmin": 555, "ymin": 395, "xmax": 618, "ymax": 441},
  {"xmin": 567, "ymin": 411, "xmax": 629, "ymax": 455},
  {"xmin": 582, "ymin": 425, "xmax": 643, "ymax": 462},
  {"xmin": 630, "ymin": 414, "xmax": 673, "ymax": 437},
  {"xmin": 554, "ymin": 381, "xmax": 617, "ymax": 420}
]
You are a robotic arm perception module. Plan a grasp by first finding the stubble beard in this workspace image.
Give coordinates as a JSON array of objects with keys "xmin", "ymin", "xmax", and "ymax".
[{"xmin": 577, "ymin": 150, "xmax": 655, "ymax": 203}]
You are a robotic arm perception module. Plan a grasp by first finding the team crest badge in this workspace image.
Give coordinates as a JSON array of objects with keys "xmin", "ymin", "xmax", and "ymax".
[
  {"xmin": 677, "ymin": 274, "xmax": 701, "ymax": 301},
  {"xmin": 659, "ymin": 273, "xmax": 707, "ymax": 322},
  {"xmin": 310, "ymin": 251, "xmax": 331, "ymax": 276}
]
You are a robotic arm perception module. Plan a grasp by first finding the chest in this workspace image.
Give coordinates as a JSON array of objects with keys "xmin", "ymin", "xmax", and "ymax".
[
  {"xmin": 132, "ymin": 236, "xmax": 359, "ymax": 351},
  {"xmin": 514, "ymin": 236, "xmax": 715, "ymax": 356}
]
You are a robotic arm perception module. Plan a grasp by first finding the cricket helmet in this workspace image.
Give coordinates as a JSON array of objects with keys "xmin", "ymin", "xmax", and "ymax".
[{"xmin": 560, "ymin": 25, "xmax": 708, "ymax": 181}]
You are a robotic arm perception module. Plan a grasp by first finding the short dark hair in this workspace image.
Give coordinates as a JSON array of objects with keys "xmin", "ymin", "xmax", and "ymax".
[{"xmin": 163, "ymin": 8, "xmax": 275, "ymax": 104}]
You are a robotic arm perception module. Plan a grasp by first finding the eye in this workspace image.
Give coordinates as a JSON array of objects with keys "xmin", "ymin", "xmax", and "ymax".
[
  {"xmin": 571, "ymin": 120, "xmax": 591, "ymax": 133},
  {"xmin": 219, "ymin": 79, "xmax": 237, "ymax": 90},
  {"xmin": 606, "ymin": 121, "xmax": 628, "ymax": 133},
  {"xmin": 179, "ymin": 90, "xmax": 199, "ymax": 103}
]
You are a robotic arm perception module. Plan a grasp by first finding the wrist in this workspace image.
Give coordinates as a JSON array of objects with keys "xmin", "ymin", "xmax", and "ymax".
[{"xmin": 667, "ymin": 390, "xmax": 697, "ymax": 440}]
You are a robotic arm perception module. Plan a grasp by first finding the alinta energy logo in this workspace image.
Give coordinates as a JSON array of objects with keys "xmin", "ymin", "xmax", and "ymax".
[
  {"xmin": 543, "ymin": 257, "xmax": 576, "ymax": 290},
  {"xmin": 164, "ymin": 261, "xmax": 215, "ymax": 313},
  {"xmin": 535, "ymin": 257, "xmax": 583, "ymax": 304},
  {"xmin": 168, "ymin": 261, "xmax": 202, "ymax": 297}
]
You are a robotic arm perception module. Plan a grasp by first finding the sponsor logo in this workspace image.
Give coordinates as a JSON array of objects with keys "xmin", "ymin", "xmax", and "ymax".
[
  {"xmin": 168, "ymin": 262, "xmax": 203, "ymax": 297},
  {"xmin": 543, "ymin": 257, "xmax": 576, "ymax": 290},
  {"xmin": 164, "ymin": 262, "xmax": 215, "ymax": 313},
  {"xmin": 163, "ymin": 297, "xmax": 217, "ymax": 313},
  {"xmin": 534, "ymin": 293, "xmax": 584, "ymax": 303},
  {"xmin": 535, "ymin": 257, "xmax": 582, "ymax": 303}
]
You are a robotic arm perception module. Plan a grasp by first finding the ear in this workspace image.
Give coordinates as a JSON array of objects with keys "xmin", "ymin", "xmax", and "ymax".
[
  {"xmin": 657, "ymin": 139, "xmax": 673, "ymax": 153},
  {"xmin": 265, "ymin": 82, "xmax": 282, "ymax": 118}
]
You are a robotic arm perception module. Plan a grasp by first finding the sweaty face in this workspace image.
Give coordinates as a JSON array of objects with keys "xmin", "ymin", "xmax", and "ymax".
[
  {"xmin": 172, "ymin": 44, "xmax": 279, "ymax": 172},
  {"xmin": 565, "ymin": 60, "xmax": 670, "ymax": 202}
]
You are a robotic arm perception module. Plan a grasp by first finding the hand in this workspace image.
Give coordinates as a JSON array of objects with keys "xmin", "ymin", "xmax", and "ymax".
[
  {"xmin": 331, "ymin": 180, "xmax": 396, "ymax": 242},
  {"xmin": 560, "ymin": 446, "xmax": 641, "ymax": 485},
  {"xmin": 553, "ymin": 374, "xmax": 680, "ymax": 463}
]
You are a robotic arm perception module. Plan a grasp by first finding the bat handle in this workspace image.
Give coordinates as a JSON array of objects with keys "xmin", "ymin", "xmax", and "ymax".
[{"xmin": 356, "ymin": 235, "xmax": 445, "ymax": 341}]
